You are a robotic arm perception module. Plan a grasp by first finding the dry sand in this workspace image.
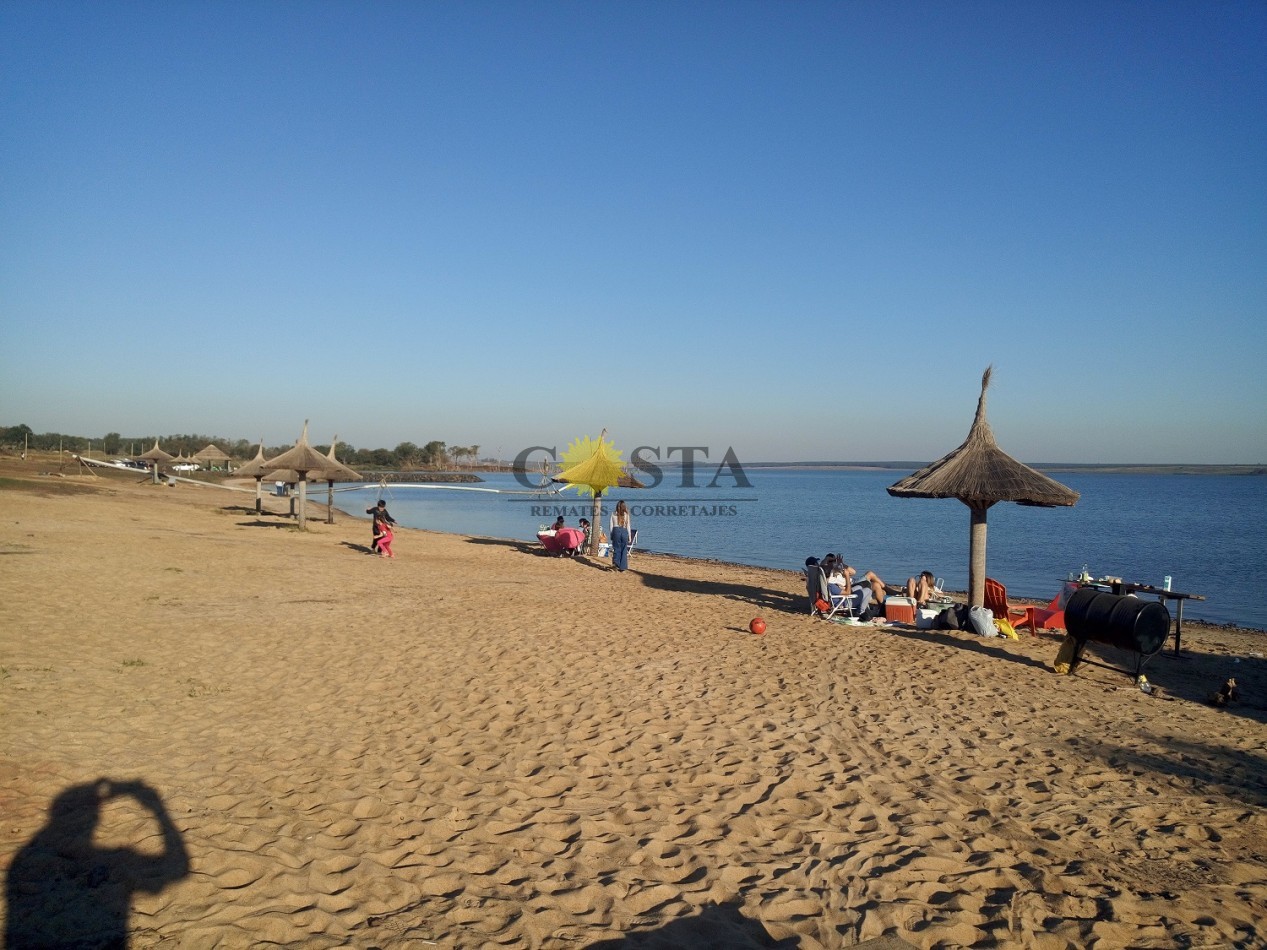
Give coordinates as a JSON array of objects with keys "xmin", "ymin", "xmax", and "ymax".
[{"xmin": 2, "ymin": 458, "xmax": 1264, "ymax": 948}]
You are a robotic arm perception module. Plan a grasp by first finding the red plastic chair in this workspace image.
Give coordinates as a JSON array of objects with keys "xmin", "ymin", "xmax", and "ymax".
[{"xmin": 984, "ymin": 577, "xmax": 1064, "ymax": 636}]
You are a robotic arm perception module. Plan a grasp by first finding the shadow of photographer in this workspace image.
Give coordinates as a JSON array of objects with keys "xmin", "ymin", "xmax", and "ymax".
[{"xmin": 6, "ymin": 778, "xmax": 189, "ymax": 947}]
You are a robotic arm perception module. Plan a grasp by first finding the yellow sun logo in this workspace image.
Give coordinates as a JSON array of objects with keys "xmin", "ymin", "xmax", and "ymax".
[{"xmin": 556, "ymin": 433, "xmax": 628, "ymax": 498}]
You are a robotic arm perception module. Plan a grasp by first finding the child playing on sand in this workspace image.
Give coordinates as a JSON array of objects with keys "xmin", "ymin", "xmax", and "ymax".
[
  {"xmin": 376, "ymin": 524, "xmax": 394, "ymax": 558},
  {"xmin": 367, "ymin": 500, "xmax": 396, "ymax": 555}
]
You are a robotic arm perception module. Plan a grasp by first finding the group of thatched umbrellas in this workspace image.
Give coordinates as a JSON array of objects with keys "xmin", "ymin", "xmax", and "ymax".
[
  {"xmin": 139, "ymin": 425, "xmax": 361, "ymax": 529},
  {"xmin": 135, "ymin": 441, "xmax": 234, "ymax": 480},
  {"xmin": 232, "ymin": 424, "xmax": 361, "ymax": 528},
  {"xmin": 132, "ymin": 370, "xmax": 1075, "ymax": 601}
]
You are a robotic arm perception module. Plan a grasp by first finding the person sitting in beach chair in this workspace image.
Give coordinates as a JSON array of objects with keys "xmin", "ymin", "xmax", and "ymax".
[
  {"xmin": 823, "ymin": 556, "xmax": 874, "ymax": 617},
  {"xmin": 806, "ymin": 557, "xmax": 867, "ymax": 621}
]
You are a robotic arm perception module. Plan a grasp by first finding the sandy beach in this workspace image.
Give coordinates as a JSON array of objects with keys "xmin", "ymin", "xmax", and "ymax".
[{"xmin": 2, "ymin": 458, "xmax": 1264, "ymax": 949}]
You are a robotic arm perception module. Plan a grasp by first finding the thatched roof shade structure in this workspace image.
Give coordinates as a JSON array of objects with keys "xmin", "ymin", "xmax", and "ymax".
[
  {"xmin": 137, "ymin": 440, "xmax": 174, "ymax": 463},
  {"xmin": 137, "ymin": 440, "xmax": 174, "ymax": 483},
  {"xmin": 315, "ymin": 438, "xmax": 363, "ymax": 525},
  {"xmin": 888, "ymin": 367, "xmax": 1079, "ymax": 608},
  {"xmin": 232, "ymin": 441, "xmax": 273, "ymax": 513},
  {"xmin": 192, "ymin": 443, "xmax": 232, "ymax": 469},
  {"xmin": 323, "ymin": 438, "xmax": 361, "ymax": 482},
  {"xmin": 232, "ymin": 442, "xmax": 270, "ymax": 479},
  {"xmin": 260, "ymin": 423, "xmax": 334, "ymax": 529}
]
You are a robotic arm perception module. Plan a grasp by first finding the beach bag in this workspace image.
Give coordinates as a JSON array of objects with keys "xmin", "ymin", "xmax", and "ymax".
[
  {"xmin": 814, "ymin": 597, "xmax": 831, "ymax": 614},
  {"xmin": 996, "ymin": 617, "xmax": 1018, "ymax": 639},
  {"xmin": 968, "ymin": 605, "xmax": 999, "ymax": 638},
  {"xmin": 934, "ymin": 604, "xmax": 971, "ymax": 630}
]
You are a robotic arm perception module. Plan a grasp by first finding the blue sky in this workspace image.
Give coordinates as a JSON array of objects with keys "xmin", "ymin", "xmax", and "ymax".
[{"xmin": 2, "ymin": 1, "xmax": 1264, "ymax": 463}]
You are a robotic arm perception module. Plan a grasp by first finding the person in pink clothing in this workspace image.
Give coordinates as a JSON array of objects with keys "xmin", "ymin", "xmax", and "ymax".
[{"xmin": 376, "ymin": 524, "xmax": 395, "ymax": 558}]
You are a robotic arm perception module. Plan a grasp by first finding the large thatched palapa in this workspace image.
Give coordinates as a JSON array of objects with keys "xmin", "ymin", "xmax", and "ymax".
[
  {"xmin": 192, "ymin": 443, "xmax": 233, "ymax": 470},
  {"xmin": 888, "ymin": 367, "xmax": 1079, "ymax": 608}
]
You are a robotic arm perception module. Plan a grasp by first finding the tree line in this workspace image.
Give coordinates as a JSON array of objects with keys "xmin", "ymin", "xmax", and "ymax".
[{"xmin": 0, "ymin": 424, "xmax": 486, "ymax": 470}]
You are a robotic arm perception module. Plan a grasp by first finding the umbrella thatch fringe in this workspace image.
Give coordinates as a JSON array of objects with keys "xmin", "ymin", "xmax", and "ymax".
[
  {"xmin": 888, "ymin": 366, "xmax": 1078, "ymax": 508},
  {"xmin": 137, "ymin": 439, "xmax": 174, "ymax": 462},
  {"xmin": 261, "ymin": 422, "xmax": 334, "ymax": 477},
  {"xmin": 231, "ymin": 441, "xmax": 271, "ymax": 479}
]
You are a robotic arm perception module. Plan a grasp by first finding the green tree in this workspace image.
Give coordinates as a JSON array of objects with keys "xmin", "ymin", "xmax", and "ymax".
[
  {"xmin": 394, "ymin": 442, "xmax": 419, "ymax": 466},
  {"xmin": 420, "ymin": 440, "xmax": 447, "ymax": 468},
  {"xmin": 103, "ymin": 432, "xmax": 122, "ymax": 455},
  {"xmin": 1, "ymin": 424, "xmax": 33, "ymax": 448}
]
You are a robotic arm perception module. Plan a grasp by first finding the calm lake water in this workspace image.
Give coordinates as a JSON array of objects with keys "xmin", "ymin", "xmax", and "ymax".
[{"xmin": 338, "ymin": 469, "xmax": 1267, "ymax": 631}]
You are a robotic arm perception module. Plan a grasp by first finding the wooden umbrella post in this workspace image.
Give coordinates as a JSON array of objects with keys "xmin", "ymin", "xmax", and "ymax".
[
  {"xmin": 590, "ymin": 491, "xmax": 603, "ymax": 556},
  {"xmin": 967, "ymin": 500, "xmax": 993, "ymax": 608}
]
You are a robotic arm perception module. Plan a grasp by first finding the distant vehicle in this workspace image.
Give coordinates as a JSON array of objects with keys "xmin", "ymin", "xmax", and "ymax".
[{"xmin": 172, "ymin": 463, "xmax": 200, "ymax": 471}]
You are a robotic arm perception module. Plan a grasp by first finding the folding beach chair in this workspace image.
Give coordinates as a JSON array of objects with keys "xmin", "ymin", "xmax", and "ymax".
[{"xmin": 805, "ymin": 563, "xmax": 866, "ymax": 622}]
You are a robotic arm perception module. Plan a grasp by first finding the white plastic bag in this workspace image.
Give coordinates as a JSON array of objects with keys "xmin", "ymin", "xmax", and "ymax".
[{"xmin": 968, "ymin": 605, "xmax": 999, "ymax": 638}]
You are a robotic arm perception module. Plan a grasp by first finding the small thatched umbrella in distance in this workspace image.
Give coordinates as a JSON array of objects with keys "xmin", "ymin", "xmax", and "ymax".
[
  {"xmin": 193, "ymin": 442, "xmax": 233, "ymax": 472},
  {"xmin": 260, "ymin": 422, "xmax": 333, "ymax": 529},
  {"xmin": 137, "ymin": 440, "xmax": 174, "ymax": 484},
  {"xmin": 232, "ymin": 440, "xmax": 272, "ymax": 514},
  {"xmin": 318, "ymin": 436, "xmax": 362, "ymax": 525},
  {"xmin": 551, "ymin": 430, "xmax": 644, "ymax": 556},
  {"xmin": 887, "ymin": 367, "xmax": 1079, "ymax": 608}
]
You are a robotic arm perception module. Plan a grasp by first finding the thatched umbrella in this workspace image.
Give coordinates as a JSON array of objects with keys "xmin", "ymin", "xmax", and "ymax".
[
  {"xmin": 232, "ymin": 440, "xmax": 272, "ymax": 513},
  {"xmin": 137, "ymin": 440, "xmax": 174, "ymax": 484},
  {"xmin": 551, "ymin": 430, "xmax": 644, "ymax": 555},
  {"xmin": 192, "ymin": 442, "xmax": 233, "ymax": 471},
  {"xmin": 260, "ymin": 422, "xmax": 333, "ymax": 529},
  {"xmin": 317, "ymin": 436, "xmax": 362, "ymax": 525},
  {"xmin": 887, "ymin": 367, "xmax": 1079, "ymax": 608}
]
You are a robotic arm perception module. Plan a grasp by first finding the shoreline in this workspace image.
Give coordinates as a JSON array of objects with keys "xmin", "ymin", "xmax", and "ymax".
[{"xmin": 334, "ymin": 502, "xmax": 1267, "ymax": 637}]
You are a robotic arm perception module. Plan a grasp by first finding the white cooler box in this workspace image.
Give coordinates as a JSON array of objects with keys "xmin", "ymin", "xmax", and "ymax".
[{"xmin": 916, "ymin": 606, "xmax": 943, "ymax": 629}]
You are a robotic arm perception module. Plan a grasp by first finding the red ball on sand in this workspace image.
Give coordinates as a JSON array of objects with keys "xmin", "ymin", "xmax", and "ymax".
[{"xmin": 749, "ymin": 617, "xmax": 767, "ymax": 635}]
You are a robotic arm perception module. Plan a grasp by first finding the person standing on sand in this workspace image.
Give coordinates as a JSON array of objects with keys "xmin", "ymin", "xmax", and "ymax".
[
  {"xmin": 609, "ymin": 500, "xmax": 632, "ymax": 572},
  {"xmin": 366, "ymin": 500, "xmax": 396, "ymax": 555}
]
